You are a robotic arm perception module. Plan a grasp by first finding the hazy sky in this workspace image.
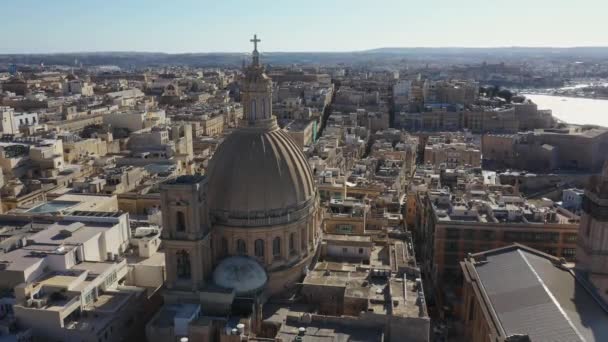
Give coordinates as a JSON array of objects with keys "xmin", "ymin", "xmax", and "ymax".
[{"xmin": 2, "ymin": 0, "xmax": 607, "ymax": 53}]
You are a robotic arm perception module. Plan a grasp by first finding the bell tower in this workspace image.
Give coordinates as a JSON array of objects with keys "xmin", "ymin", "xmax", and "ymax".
[
  {"xmin": 160, "ymin": 175, "xmax": 213, "ymax": 292},
  {"xmin": 577, "ymin": 162, "xmax": 608, "ymax": 301}
]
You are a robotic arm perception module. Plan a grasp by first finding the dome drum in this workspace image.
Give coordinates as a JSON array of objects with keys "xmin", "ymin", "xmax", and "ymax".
[{"xmin": 211, "ymin": 195, "xmax": 316, "ymax": 227}]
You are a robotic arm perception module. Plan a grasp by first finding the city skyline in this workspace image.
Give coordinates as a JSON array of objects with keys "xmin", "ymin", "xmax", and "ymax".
[{"xmin": 2, "ymin": 0, "xmax": 608, "ymax": 53}]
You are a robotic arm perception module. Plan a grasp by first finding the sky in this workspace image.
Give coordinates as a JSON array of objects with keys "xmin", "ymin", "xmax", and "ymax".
[{"xmin": 1, "ymin": 0, "xmax": 607, "ymax": 53}]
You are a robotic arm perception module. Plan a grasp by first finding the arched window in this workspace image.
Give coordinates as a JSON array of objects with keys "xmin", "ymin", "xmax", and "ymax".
[
  {"xmin": 176, "ymin": 250, "xmax": 191, "ymax": 279},
  {"xmin": 176, "ymin": 211, "xmax": 186, "ymax": 232},
  {"xmin": 254, "ymin": 239, "xmax": 265, "ymax": 258},
  {"xmin": 237, "ymin": 239, "xmax": 247, "ymax": 255},
  {"xmin": 273, "ymin": 237, "xmax": 281, "ymax": 258},
  {"xmin": 262, "ymin": 99, "xmax": 266, "ymax": 118},
  {"xmin": 250, "ymin": 100, "xmax": 256, "ymax": 120},
  {"xmin": 289, "ymin": 233, "xmax": 295, "ymax": 254}
]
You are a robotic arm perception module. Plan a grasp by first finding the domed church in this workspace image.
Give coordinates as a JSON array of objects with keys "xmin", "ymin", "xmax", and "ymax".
[{"xmin": 157, "ymin": 35, "xmax": 321, "ymax": 313}]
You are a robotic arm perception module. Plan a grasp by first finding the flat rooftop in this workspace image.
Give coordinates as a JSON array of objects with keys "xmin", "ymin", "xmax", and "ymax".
[
  {"xmin": 277, "ymin": 320, "xmax": 383, "ymax": 342},
  {"xmin": 151, "ymin": 303, "xmax": 201, "ymax": 328},
  {"xmin": 323, "ymin": 234, "xmax": 371, "ymax": 243},
  {"xmin": 27, "ymin": 221, "xmax": 111, "ymax": 246}
]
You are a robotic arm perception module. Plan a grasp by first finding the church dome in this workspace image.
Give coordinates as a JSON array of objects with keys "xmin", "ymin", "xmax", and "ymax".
[
  {"xmin": 206, "ymin": 125, "xmax": 316, "ymax": 227},
  {"xmin": 206, "ymin": 34, "xmax": 316, "ymax": 228},
  {"xmin": 212, "ymin": 256, "xmax": 268, "ymax": 295}
]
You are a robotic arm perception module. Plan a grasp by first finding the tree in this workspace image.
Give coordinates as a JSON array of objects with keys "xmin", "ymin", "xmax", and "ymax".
[{"xmin": 497, "ymin": 89, "xmax": 513, "ymax": 103}]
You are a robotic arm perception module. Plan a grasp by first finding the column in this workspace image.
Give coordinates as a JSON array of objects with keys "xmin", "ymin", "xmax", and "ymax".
[
  {"xmin": 302, "ymin": 225, "xmax": 309, "ymax": 254},
  {"xmin": 265, "ymin": 236, "xmax": 273, "ymax": 266},
  {"xmin": 295, "ymin": 228, "xmax": 302, "ymax": 257},
  {"xmin": 282, "ymin": 231, "xmax": 289, "ymax": 261},
  {"xmin": 191, "ymin": 246, "xmax": 200, "ymax": 291}
]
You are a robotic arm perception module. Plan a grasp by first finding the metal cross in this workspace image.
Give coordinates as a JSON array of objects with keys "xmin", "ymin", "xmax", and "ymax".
[{"xmin": 250, "ymin": 34, "xmax": 261, "ymax": 51}]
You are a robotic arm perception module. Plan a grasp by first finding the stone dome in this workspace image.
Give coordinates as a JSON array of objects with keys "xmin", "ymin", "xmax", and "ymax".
[{"xmin": 206, "ymin": 125, "xmax": 316, "ymax": 227}]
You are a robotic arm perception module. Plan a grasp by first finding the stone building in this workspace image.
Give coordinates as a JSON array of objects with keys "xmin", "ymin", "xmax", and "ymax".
[
  {"xmin": 423, "ymin": 141, "xmax": 481, "ymax": 168},
  {"xmin": 414, "ymin": 176, "xmax": 580, "ymax": 314},
  {"xmin": 460, "ymin": 244, "xmax": 608, "ymax": 342},
  {"xmin": 282, "ymin": 119, "xmax": 316, "ymax": 148},
  {"xmin": 483, "ymin": 128, "xmax": 608, "ymax": 172},
  {"xmin": 576, "ymin": 162, "xmax": 608, "ymax": 302},
  {"xmin": 147, "ymin": 36, "xmax": 321, "ymax": 342}
]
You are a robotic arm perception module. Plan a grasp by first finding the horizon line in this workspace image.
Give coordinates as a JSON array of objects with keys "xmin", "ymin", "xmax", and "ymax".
[{"xmin": 3, "ymin": 45, "xmax": 608, "ymax": 55}]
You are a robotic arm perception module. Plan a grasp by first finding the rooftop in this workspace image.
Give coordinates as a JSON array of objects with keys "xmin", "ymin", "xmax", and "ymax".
[{"xmin": 463, "ymin": 244, "xmax": 608, "ymax": 342}]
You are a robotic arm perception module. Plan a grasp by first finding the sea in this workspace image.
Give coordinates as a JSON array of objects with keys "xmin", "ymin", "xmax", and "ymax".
[{"xmin": 523, "ymin": 94, "xmax": 608, "ymax": 127}]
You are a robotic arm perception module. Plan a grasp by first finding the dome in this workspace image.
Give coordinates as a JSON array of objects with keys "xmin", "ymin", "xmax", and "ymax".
[
  {"xmin": 212, "ymin": 256, "xmax": 268, "ymax": 295},
  {"xmin": 206, "ymin": 126, "xmax": 315, "ymax": 226}
]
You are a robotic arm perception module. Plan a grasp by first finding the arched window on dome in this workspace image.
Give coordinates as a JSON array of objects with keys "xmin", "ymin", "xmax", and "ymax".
[
  {"xmin": 176, "ymin": 250, "xmax": 191, "ymax": 280},
  {"xmin": 254, "ymin": 239, "xmax": 265, "ymax": 258},
  {"xmin": 176, "ymin": 211, "xmax": 186, "ymax": 232},
  {"xmin": 262, "ymin": 98, "xmax": 266, "ymax": 118},
  {"xmin": 273, "ymin": 237, "xmax": 281, "ymax": 259},
  {"xmin": 250, "ymin": 99, "xmax": 256, "ymax": 120},
  {"xmin": 289, "ymin": 233, "xmax": 296, "ymax": 255},
  {"xmin": 237, "ymin": 239, "xmax": 247, "ymax": 255}
]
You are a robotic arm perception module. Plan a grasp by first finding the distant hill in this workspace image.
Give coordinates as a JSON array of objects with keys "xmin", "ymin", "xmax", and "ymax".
[
  {"xmin": 363, "ymin": 46, "xmax": 608, "ymax": 57},
  {"xmin": 2, "ymin": 47, "xmax": 608, "ymax": 68}
]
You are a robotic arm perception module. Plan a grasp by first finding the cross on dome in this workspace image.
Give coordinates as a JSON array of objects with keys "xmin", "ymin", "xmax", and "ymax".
[
  {"xmin": 250, "ymin": 34, "xmax": 261, "ymax": 52},
  {"xmin": 250, "ymin": 34, "xmax": 261, "ymax": 66}
]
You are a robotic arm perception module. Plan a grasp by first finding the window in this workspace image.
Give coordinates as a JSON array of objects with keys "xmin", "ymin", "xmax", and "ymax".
[
  {"xmin": 444, "ymin": 241, "xmax": 459, "ymax": 253},
  {"xmin": 480, "ymin": 230, "xmax": 495, "ymax": 240},
  {"xmin": 544, "ymin": 247, "xmax": 557, "ymax": 256},
  {"xmin": 563, "ymin": 233, "xmax": 578, "ymax": 243},
  {"xmin": 358, "ymin": 248, "xmax": 364, "ymax": 254},
  {"xmin": 104, "ymin": 271, "xmax": 117, "ymax": 287},
  {"xmin": 337, "ymin": 224, "xmax": 353, "ymax": 234},
  {"xmin": 563, "ymin": 248, "xmax": 576, "ymax": 259},
  {"xmin": 176, "ymin": 211, "xmax": 186, "ymax": 232},
  {"xmin": 446, "ymin": 228, "xmax": 460, "ymax": 239},
  {"xmin": 221, "ymin": 237, "xmax": 228, "ymax": 255},
  {"xmin": 237, "ymin": 239, "xmax": 247, "ymax": 255},
  {"xmin": 84, "ymin": 291, "xmax": 95, "ymax": 304},
  {"xmin": 342, "ymin": 247, "xmax": 348, "ymax": 253},
  {"xmin": 462, "ymin": 230, "xmax": 475, "ymax": 240},
  {"xmin": 255, "ymin": 239, "xmax": 265, "ymax": 258},
  {"xmin": 289, "ymin": 233, "xmax": 295, "ymax": 254},
  {"xmin": 176, "ymin": 250, "xmax": 191, "ymax": 279},
  {"xmin": 273, "ymin": 237, "xmax": 281, "ymax": 258}
]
